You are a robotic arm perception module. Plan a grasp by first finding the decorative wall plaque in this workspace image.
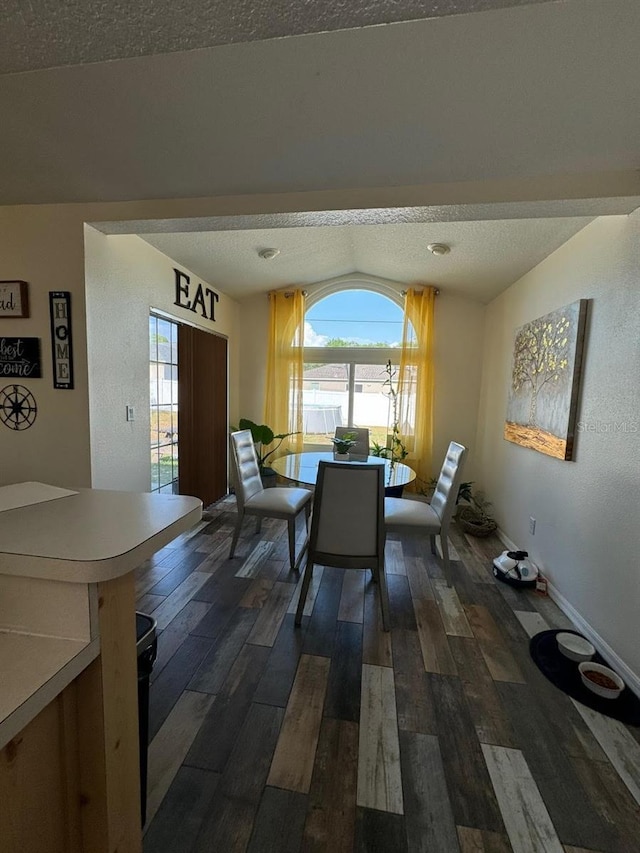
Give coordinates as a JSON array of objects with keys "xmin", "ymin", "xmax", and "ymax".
[
  {"xmin": 0, "ymin": 384, "xmax": 38, "ymax": 430},
  {"xmin": 0, "ymin": 337, "xmax": 42, "ymax": 378},
  {"xmin": 0, "ymin": 281, "xmax": 29, "ymax": 318},
  {"xmin": 49, "ymin": 291, "xmax": 74, "ymax": 389}
]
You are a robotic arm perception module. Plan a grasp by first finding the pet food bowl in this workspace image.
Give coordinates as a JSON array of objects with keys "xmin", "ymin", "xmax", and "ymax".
[
  {"xmin": 556, "ymin": 632, "xmax": 595, "ymax": 663},
  {"xmin": 578, "ymin": 662, "xmax": 624, "ymax": 699}
]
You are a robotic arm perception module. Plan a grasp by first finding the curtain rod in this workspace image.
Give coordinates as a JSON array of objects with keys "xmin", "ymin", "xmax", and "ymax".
[{"xmin": 271, "ymin": 287, "xmax": 439, "ymax": 298}]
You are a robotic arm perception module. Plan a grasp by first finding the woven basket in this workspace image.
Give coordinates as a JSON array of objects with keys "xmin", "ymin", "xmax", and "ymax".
[{"xmin": 458, "ymin": 506, "xmax": 497, "ymax": 537}]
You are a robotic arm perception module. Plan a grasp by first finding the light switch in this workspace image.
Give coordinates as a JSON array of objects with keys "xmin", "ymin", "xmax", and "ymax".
[{"xmin": 126, "ymin": 405, "xmax": 135, "ymax": 422}]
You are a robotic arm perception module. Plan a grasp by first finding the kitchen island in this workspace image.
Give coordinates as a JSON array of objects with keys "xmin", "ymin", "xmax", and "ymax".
[{"xmin": 0, "ymin": 483, "xmax": 202, "ymax": 853}]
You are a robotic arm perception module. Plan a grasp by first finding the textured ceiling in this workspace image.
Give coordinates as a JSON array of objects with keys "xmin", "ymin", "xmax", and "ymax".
[
  {"xmin": 140, "ymin": 216, "xmax": 592, "ymax": 303},
  {"xmin": 2, "ymin": 1, "xmax": 639, "ymax": 206},
  {"xmin": 2, "ymin": 0, "xmax": 636, "ymax": 300},
  {"xmin": 0, "ymin": 0, "xmax": 555, "ymax": 74}
]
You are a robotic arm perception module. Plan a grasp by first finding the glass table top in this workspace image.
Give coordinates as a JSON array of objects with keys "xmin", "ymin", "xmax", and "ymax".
[{"xmin": 270, "ymin": 451, "xmax": 416, "ymax": 489}]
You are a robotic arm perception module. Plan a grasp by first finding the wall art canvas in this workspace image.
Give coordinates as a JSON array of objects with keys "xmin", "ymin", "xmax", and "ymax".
[{"xmin": 504, "ymin": 299, "xmax": 588, "ymax": 460}]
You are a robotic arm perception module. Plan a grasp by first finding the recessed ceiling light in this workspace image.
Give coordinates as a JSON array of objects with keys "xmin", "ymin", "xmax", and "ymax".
[
  {"xmin": 427, "ymin": 243, "xmax": 450, "ymax": 256},
  {"xmin": 258, "ymin": 247, "xmax": 280, "ymax": 260}
]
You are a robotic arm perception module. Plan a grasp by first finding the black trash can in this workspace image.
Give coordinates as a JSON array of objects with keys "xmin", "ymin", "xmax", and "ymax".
[{"xmin": 136, "ymin": 611, "xmax": 158, "ymax": 826}]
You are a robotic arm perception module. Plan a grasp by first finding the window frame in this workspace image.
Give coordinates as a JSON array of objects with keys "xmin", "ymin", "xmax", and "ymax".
[
  {"xmin": 301, "ymin": 281, "xmax": 408, "ymax": 451},
  {"xmin": 149, "ymin": 312, "xmax": 179, "ymax": 494},
  {"xmin": 302, "ymin": 346, "xmax": 401, "ymax": 450}
]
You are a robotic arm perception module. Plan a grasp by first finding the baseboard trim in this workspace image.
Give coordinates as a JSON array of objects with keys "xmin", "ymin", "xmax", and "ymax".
[
  {"xmin": 496, "ymin": 527, "xmax": 517, "ymax": 551},
  {"xmin": 496, "ymin": 526, "xmax": 640, "ymax": 699},
  {"xmin": 545, "ymin": 579, "xmax": 640, "ymax": 700}
]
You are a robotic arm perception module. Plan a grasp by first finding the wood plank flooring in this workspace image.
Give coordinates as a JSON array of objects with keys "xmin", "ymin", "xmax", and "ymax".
[{"xmin": 139, "ymin": 496, "xmax": 640, "ymax": 853}]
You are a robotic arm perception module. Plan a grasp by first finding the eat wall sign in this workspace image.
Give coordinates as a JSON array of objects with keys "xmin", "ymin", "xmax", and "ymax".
[{"xmin": 173, "ymin": 269, "xmax": 219, "ymax": 322}]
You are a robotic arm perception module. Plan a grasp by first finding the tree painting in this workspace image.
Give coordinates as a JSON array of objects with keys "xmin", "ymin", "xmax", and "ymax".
[
  {"xmin": 505, "ymin": 300, "xmax": 587, "ymax": 460},
  {"xmin": 512, "ymin": 314, "xmax": 571, "ymax": 426}
]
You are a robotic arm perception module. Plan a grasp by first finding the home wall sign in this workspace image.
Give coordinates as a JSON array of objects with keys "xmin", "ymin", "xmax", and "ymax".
[
  {"xmin": 0, "ymin": 280, "xmax": 29, "ymax": 318},
  {"xmin": 0, "ymin": 337, "xmax": 42, "ymax": 378},
  {"xmin": 0, "ymin": 384, "xmax": 38, "ymax": 430},
  {"xmin": 173, "ymin": 268, "xmax": 219, "ymax": 322},
  {"xmin": 49, "ymin": 291, "xmax": 74, "ymax": 389}
]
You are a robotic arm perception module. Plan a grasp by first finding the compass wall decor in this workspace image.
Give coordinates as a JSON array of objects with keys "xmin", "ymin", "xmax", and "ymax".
[{"xmin": 0, "ymin": 384, "xmax": 38, "ymax": 430}]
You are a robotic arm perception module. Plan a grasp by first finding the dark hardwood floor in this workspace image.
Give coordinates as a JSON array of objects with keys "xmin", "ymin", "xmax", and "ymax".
[{"xmin": 137, "ymin": 495, "xmax": 640, "ymax": 853}]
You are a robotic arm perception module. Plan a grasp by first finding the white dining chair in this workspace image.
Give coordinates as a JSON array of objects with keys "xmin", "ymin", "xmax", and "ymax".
[
  {"xmin": 229, "ymin": 429, "xmax": 312, "ymax": 570},
  {"xmin": 334, "ymin": 426, "xmax": 370, "ymax": 459},
  {"xmin": 295, "ymin": 460, "xmax": 389, "ymax": 630},
  {"xmin": 384, "ymin": 441, "xmax": 467, "ymax": 587}
]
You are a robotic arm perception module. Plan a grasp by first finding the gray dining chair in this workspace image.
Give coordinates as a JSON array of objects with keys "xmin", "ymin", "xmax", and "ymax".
[
  {"xmin": 229, "ymin": 429, "xmax": 312, "ymax": 570},
  {"xmin": 334, "ymin": 426, "xmax": 370, "ymax": 459},
  {"xmin": 295, "ymin": 460, "xmax": 389, "ymax": 630},
  {"xmin": 384, "ymin": 441, "xmax": 467, "ymax": 587}
]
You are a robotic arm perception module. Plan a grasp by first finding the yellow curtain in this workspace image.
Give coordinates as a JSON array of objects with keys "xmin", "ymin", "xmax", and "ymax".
[
  {"xmin": 397, "ymin": 287, "xmax": 436, "ymax": 486},
  {"xmin": 264, "ymin": 289, "xmax": 305, "ymax": 457}
]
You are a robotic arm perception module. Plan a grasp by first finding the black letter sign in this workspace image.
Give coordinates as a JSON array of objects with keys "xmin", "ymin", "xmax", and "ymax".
[
  {"xmin": 174, "ymin": 269, "xmax": 192, "ymax": 310},
  {"xmin": 49, "ymin": 292, "xmax": 74, "ymax": 389},
  {"xmin": 173, "ymin": 268, "xmax": 220, "ymax": 322}
]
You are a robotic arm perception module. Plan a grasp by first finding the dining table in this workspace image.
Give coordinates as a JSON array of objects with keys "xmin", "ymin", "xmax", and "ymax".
[{"xmin": 270, "ymin": 451, "xmax": 416, "ymax": 496}]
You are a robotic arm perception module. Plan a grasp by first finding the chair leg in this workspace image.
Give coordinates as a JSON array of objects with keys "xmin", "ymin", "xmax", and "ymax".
[
  {"xmin": 255, "ymin": 517, "xmax": 262, "ymax": 534},
  {"xmin": 295, "ymin": 556, "xmax": 314, "ymax": 626},
  {"xmin": 377, "ymin": 561, "xmax": 391, "ymax": 632},
  {"xmin": 304, "ymin": 501, "xmax": 311, "ymax": 532},
  {"xmin": 287, "ymin": 517, "xmax": 297, "ymax": 571},
  {"xmin": 440, "ymin": 530, "xmax": 453, "ymax": 588},
  {"xmin": 430, "ymin": 534, "xmax": 437, "ymax": 556},
  {"xmin": 229, "ymin": 510, "xmax": 244, "ymax": 559}
]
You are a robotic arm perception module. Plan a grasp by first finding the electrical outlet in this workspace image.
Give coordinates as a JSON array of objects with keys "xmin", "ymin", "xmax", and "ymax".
[
  {"xmin": 126, "ymin": 405, "xmax": 135, "ymax": 422},
  {"xmin": 529, "ymin": 516, "xmax": 536, "ymax": 535}
]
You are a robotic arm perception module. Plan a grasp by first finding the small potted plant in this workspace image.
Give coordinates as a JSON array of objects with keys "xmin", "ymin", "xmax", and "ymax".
[
  {"xmin": 458, "ymin": 489, "xmax": 497, "ymax": 537},
  {"xmin": 331, "ymin": 431, "xmax": 357, "ymax": 460}
]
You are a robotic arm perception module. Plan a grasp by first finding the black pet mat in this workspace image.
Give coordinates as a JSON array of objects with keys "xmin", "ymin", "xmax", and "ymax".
[{"xmin": 530, "ymin": 629, "xmax": 640, "ymax": 726}]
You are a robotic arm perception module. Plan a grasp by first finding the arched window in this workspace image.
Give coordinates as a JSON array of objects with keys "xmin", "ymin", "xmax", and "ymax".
[{"xmin": 302, "ymin": 288, "xmax": 410, "ymax": 449}]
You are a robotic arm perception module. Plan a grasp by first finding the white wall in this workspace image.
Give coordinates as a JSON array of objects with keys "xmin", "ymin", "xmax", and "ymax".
[
  {"xmin": 0, "ymin": 206, "xmax": 92, "ymax": 488},
  {"xmin": 237, "ymin": 293, "xmax": 270, "ymax": 427},
  {"xmin": 85, "ymin": 228, "xmax": 239, "ymax": 492},
  {"xmin": 476, "ymin": 214, "xmax": 640, "ymax": 680},
  {"xmin": 433, "ymin": 293, "xmax": 485, "ymax": 482}
]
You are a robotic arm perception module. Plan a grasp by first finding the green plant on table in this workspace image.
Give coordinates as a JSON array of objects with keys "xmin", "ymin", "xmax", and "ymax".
[{"xmin": 331, "ymin": 431, "xmax": 357, "ymax": 455}]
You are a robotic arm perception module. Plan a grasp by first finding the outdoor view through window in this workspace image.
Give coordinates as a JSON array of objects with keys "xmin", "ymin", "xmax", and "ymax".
[{"xmin": 303, "ymin": 290, "xmax": 407, "ymax": 449}]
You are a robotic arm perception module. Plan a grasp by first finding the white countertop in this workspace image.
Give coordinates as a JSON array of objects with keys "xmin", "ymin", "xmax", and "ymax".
[
  {"xmin": 0, "ymin": 487, "xmax": 202, "ymax": 582},
  {"xmin": 0, "ymin": 484, "xmax": 203, "ymax": 747}
]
